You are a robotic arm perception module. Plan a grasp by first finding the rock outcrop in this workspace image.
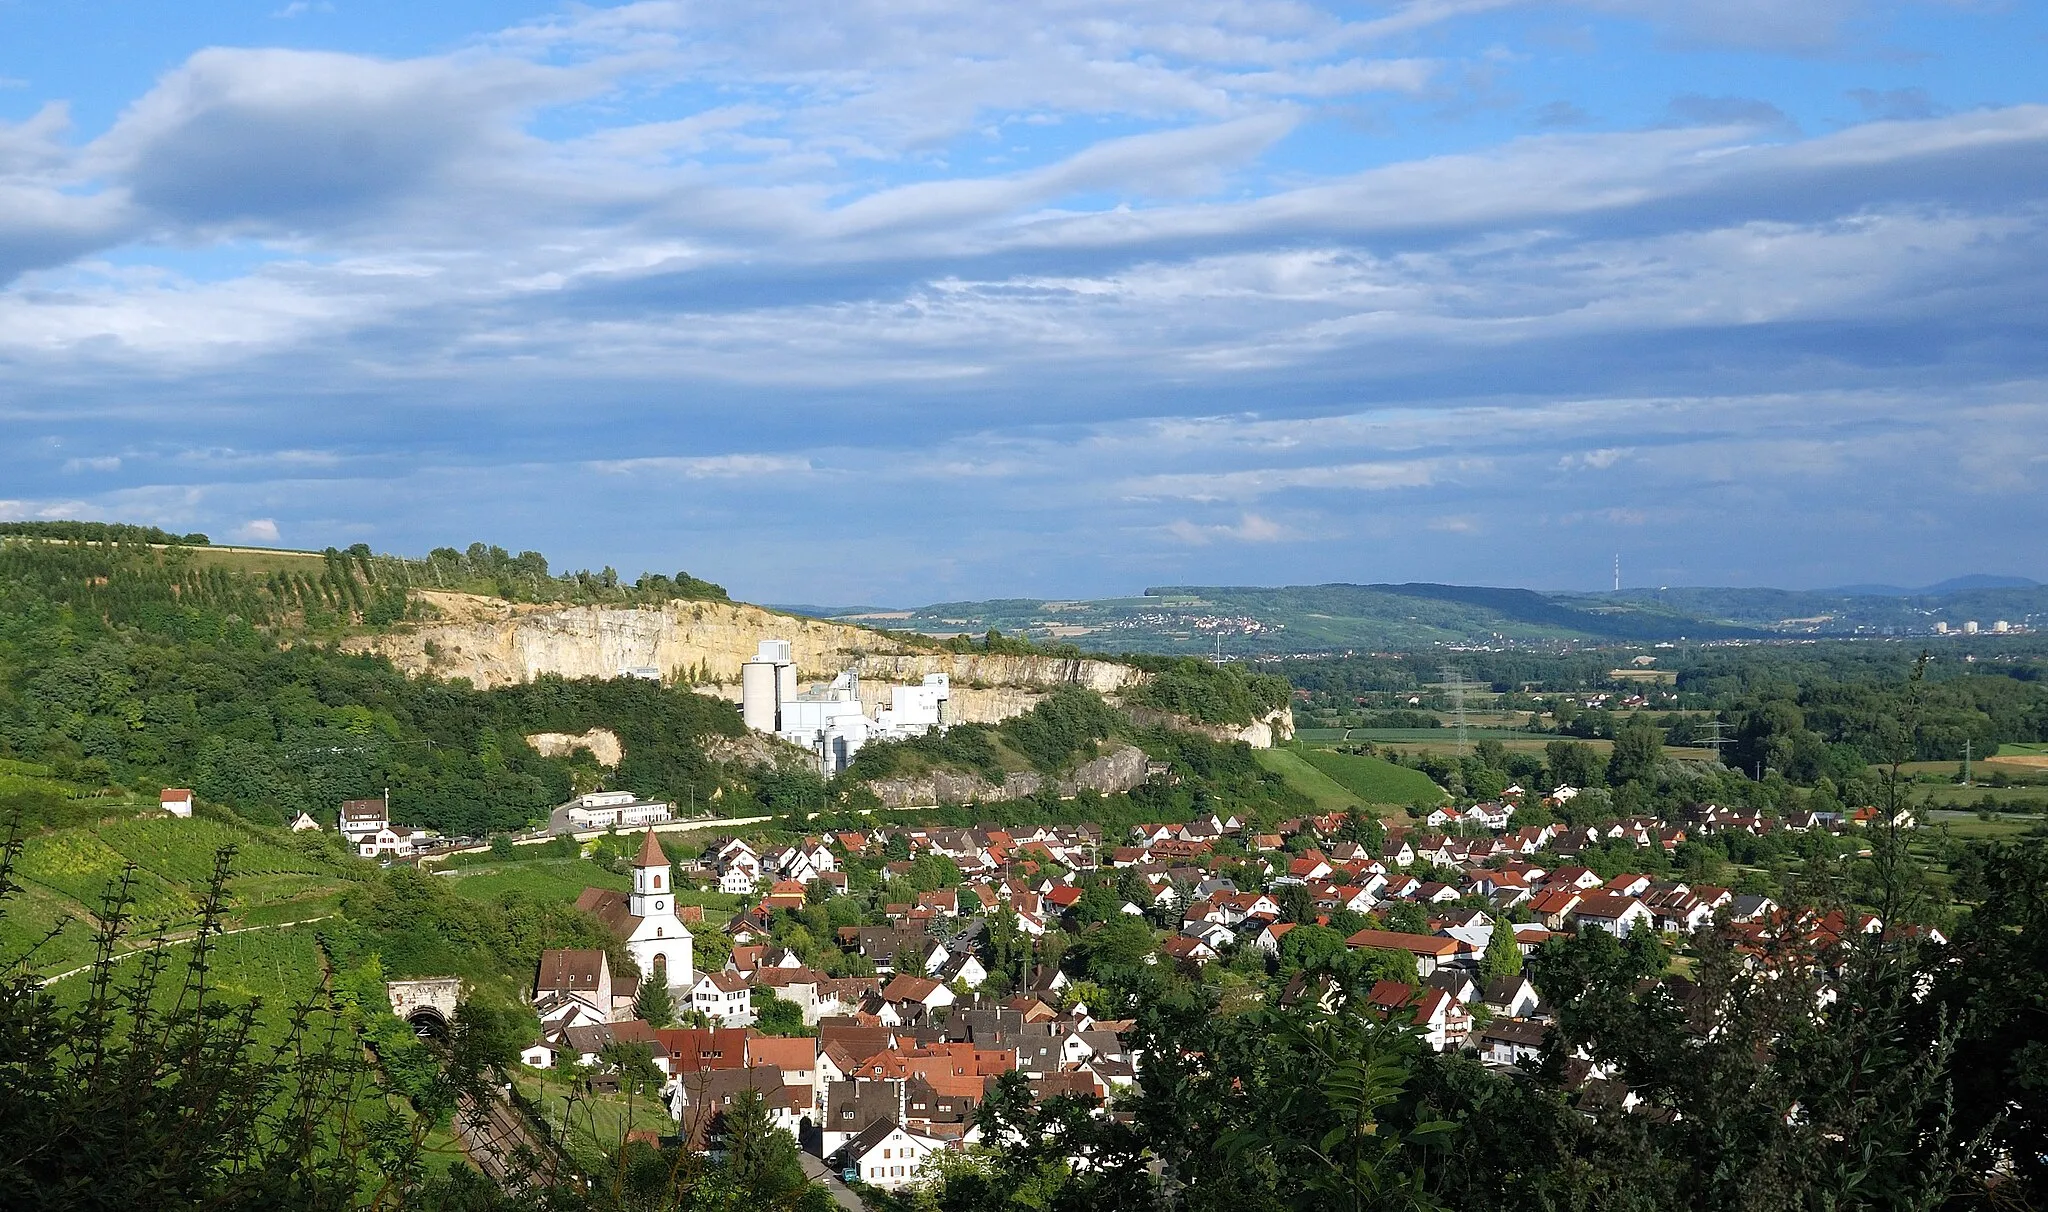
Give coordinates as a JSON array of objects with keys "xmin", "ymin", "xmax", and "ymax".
[
  {"xmin": 1122, "ymin": 705, "xmax": 1295, "ymax": 748},
  {"xmin": 863, "ymin": 745, "xmax": 1153, "ymax": 809},
  {"xmin": 351, "ymin": 593, "xmax": 1143, "ymax": 727},
  {"xmin": 524, "ymin": 728, "xmax": 624, "ymax": 767}
]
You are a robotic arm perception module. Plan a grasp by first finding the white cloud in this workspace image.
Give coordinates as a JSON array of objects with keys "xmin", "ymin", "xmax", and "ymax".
[
  {"xmin": 233, "ymin": 518, "xmax": 283, "ymax": 542},
  {"xmin": 61, "ymin": 455, "xmax": 122, "ymax": 473},
  {"xmin": 1163, "ymin": 512, "xmax": 1297, "ymax": 545}
]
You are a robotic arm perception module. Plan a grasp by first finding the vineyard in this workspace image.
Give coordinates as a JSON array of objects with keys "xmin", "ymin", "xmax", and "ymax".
[{"xmin": 3, "ymin": 816, "xmax": 369, "ymax": 976}]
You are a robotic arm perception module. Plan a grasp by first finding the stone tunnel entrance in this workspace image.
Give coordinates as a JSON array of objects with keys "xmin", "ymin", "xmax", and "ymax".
[{"xmin": 387, "ymin": 977, "xmax": 464, "ymax": 1038}]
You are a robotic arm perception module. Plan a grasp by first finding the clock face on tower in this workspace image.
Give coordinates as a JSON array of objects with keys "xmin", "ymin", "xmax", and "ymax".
[{"xmin": 654, "ymin": 900, "xmax": 664, "ymax": 911}]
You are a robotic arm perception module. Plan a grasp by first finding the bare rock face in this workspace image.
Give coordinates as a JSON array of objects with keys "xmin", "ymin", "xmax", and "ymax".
[
  {"xmin": 1121, "ymin": 705, "xmax": 1295, "ymax": 748},
  {"xmin": 525, "ymin": 728, "xmax": 624, "ymax": 767},
  {"xmin": 352, "ymin": 593, "xmax": 1144, "ymax": 728},
  {"xmin": 863, "ymin": 745, "xmax": 1154, "ymax": 809}
]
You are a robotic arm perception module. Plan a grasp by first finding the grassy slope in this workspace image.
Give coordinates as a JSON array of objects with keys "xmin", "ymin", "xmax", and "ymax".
[
  {"xmin": 1252, "ymin": 748, "xmax": 1366, "ymax": 813},
  {"xmin": 1296, "ymin": 748, "xmax": 1448, "ymax": 807},
  {"xmin": 5, "ymin": 811, "xmax": 367, "ymax": 978}
]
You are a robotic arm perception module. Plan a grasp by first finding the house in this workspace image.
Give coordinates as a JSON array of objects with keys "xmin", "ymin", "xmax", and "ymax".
[
  {"xmin": 1343, "ymin": 928, "xmax": 1466, "ymax": 979},
  {"xmin": 535, "ymin": 949, "xmax": 621, "ymax": 1024},
  {"xmin": 655, "ymin": 1026, "xmax": 750, "ymax": 1074},
  {"xmin": 881, "ymin": 974, "xmax": 957, "ymax": 1016},
  {"xmin": 1482, "ymin": 975, "xmax": 1541, "ymax": 1019},
  {"xmin": 1365, "ymin": 980, "xmax": 1471, "ymax": 1051},
  {"xmin": 1478, "ymin": 1018, "xmax": 1549, "ymax": 1067},
  {"xmin": 160, "ymin": 788, "xmax": 194, "ymax": 819},
  {"xmin": 337, "ymin": 796, "xmax": 388, "ymax": 841},
  {"xmin": 692, "ymin": 970, "xmax": 754, "ymax": 1027},
  {"xmin": 1158, "ymin": 936, "xmax": 1216, "ymax": 966},
  {"xmin": 746, "ymin": 1034, "xmax": 828, "ymax": 1113},
  {"xmin": 671, "ymin": 1065, "xmax": 807, "ymax": 1152},
  {"xmin": 836, "ymin": 1119, "xmax": 945, "ymax": 1190},
  {"xmin": 1570, "ymin": 893, "xmax": 1654, "ymax": 938},
  {"xmin": 287, "ymin": 811, "xmax": 321, "ymax": 832}
]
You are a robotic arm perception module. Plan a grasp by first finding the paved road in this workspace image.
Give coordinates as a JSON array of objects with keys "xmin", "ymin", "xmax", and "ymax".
[{"xmin": 799, "ymin": 1153, "xmax": 866, "ymax": 1211}]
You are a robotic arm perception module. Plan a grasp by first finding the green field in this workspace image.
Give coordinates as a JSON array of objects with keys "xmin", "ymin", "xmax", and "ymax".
[
  {"xmin": 512, "ymin": 1069, "xmax": 673, "ymax": 1167},
  {"xmin": 1252, "ymin": 748, "xmax": 1367, "ymax": 813},
  {"xmin": 435, "ymin": 858, "xmax": 627, "ymax": 904},
  {"xmin": 1295, "ymin": 727, "xmax": 1534, "ymax": 743},
  {"xmin": 1294, "ymin": 747, "xmax": 1447, "ymax": 807}
]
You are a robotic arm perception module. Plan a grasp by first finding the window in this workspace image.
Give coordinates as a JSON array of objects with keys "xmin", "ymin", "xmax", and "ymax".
[{"xmin": 654, "ymin": 874, "xmax": 663, "ymax": 890}]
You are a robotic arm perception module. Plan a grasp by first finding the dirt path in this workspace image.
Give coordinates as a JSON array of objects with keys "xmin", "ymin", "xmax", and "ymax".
[{"xmin": 37, "ymin": 914, "xmax": 335, "ymax": 987}]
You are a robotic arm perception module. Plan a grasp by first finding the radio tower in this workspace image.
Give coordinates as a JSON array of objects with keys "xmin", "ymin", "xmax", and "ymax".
[
  {"xmin": 1440, "ymin": 666, "xmax": 1470, "ymax": 756},
  {"xmin": 1613, "ymin": 553, "xmax": 1621, "ymax": 593}
]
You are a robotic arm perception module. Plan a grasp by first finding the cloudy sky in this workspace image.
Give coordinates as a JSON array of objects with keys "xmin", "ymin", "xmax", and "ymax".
[{"xmin": 2, "ymin": 1, "xmax": 2045, "ymax": 604}]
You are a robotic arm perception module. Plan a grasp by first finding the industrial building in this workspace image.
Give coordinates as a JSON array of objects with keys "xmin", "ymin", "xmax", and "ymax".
[
  {"xmin": 563, "ymin": 789, "xmax": 674, "ymax": 830},
  {"xmin": 739, "ymin": 639, "xmax": 952, "ymax": 774}
]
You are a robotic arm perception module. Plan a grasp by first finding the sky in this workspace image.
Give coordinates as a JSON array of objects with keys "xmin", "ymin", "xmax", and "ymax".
[{"xmin": 2, "ymin": 1, "xmax": 2046, "ymax": 606}]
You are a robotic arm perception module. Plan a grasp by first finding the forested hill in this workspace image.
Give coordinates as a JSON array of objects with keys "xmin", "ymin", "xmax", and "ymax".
[
  {"xmin": 813, "ymin": 577, "xmax": 2048, "ymax": 654},
  {"xmin": 0, "ymin": 536, "xmax": 752, "ymax": 838}
]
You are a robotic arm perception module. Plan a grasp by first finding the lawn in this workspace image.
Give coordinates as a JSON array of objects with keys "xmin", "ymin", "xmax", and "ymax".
[
  {"xmin": 512, "ymin": 1069, "xmax": 673, "ymax": 1166},
  {"xmin": 1252, "ymin": 747, "xmax": 1367, "ymax": 813},
  {"xmin": 1295, "ymin": 748, "xmax": 1448, "ymax": 808},
  {"xmin": 1923, "ymin": 811, "xmax": 2048, "ymax": 841}
]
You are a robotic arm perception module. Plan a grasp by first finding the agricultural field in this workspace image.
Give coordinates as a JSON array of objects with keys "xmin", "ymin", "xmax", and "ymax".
[
  {"xmin": 435, "ymin": 858, "xmax": 628, "ymax": 905},
  {"xmin": 1293, "ymin": 747, "xmax": 1448, "ymax": 808},
  {"xmin": 1251, "ymin": 748, "xmax": 1368, "ymax": 813}
]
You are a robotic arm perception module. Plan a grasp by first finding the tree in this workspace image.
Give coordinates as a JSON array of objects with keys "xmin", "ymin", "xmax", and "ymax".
[
  {"xmin": 752, "ymin": 988, "xmax": 808, "ymax": 1037},
  {"xmin": 1543, "ymin": 739, "xmax": 1599, "ymax": 789},
  {"xmin": 636, "ymin": 975, "xmax": 677, "ymax": 1027},
  {"xmin": 1380, "ymin": 901, "xmax": 1428, "ymax": 935},
  {"xmin": 1478, "ymin": 916, "xmax": 1522, "ymax": 983},
  {"xmin": 1606, "ymin": 717, "xmax": 1663, "ymax": 787}
]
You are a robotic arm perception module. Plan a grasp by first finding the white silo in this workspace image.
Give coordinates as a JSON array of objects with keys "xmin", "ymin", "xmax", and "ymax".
[{"xmin": 741, "ymin": 660, "xmax": 778, "ymax": 732}]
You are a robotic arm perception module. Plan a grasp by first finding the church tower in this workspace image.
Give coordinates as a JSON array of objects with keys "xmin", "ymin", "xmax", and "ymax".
[{"xmin": 624, "ymin": 831, "xmax": 693, "ymax": 993}]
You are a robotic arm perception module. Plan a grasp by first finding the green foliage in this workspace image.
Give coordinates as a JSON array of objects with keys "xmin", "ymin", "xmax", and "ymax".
[
  {"xmin": 751, "ymin": 988, "xmax": 809, "ymax": 1037},
  {"xmin": 1297, "ymin": 748, "xmax": 1448, "ymax": 807},
  {"xmin": 1477, "ymin": 917, "xmax": 1522, "ymax": 983},
  {"xmin": 1606, "ymin": 716, "xmax": 1664, "ymax": 786},
  {"xmin": 635, "ymin": 976, "xmax": 677, "ymax": 1028},
  {"xmin": 1001, "ymin": 686, "xmax": 1121, "ymax": 774},
  {"xmin": 0, "ymin": 541, "xmax": 744, "ymax": 837},
  {"xmin": 1121, "ymin": 657, "xmax": 1293, "ymax": 726},
  {"xmin": 1, "ymin": 520, "xmax": 208, "ymax": 544}
]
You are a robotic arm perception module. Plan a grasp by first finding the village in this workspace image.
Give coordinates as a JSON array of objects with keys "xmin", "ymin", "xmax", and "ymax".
[{"xmin": 509, "ymin": 782, "xmax": 1925, "ymax": 1192}]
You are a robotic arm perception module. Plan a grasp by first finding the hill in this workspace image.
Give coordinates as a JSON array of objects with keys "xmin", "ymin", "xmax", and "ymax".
[{"xmin": 832, "ymin": 578, "xmax": 2048, "ymax": 654}]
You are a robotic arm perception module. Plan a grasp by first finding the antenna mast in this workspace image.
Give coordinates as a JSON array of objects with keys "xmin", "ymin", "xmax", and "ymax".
[{"xmin": 1613, "ymin": 553, "xmax": 1621, "ymax": 593}]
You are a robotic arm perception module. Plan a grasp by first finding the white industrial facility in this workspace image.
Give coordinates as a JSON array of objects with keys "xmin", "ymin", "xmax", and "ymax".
[{"xmin": 740, "ymin": 639, "xmax": 952, "ymax": 773}]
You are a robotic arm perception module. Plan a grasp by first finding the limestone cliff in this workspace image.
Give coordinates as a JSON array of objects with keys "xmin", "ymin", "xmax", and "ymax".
[
  {"xmin": 1122, "ymin": 705, "xmax": 1296, "ymax": 748},
  {"xmin": 863, "ymin": 745, "xmax": 1153, "ymax": 809},
  {"xmin": 350, "ymin": 593, "xmax": 1143, "ymax": 727}
]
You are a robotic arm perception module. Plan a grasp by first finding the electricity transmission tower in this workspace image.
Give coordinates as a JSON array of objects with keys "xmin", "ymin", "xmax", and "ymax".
[
  {"xmin": 1696, "ymin": 719, "xmax": 1731, "ymax": 765},
  {"xmin": 1440, "ymin": 667, "xmax": 1470, "ymax": 757}
]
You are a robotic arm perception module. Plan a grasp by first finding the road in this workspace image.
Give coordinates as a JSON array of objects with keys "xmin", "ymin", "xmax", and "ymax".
[{"xmin": 800, "ymin": 1152, "xmax": 867, "ymax": 1211}]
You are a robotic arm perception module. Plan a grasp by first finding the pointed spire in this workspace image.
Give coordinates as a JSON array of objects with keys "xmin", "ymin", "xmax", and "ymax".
[{"xmin": 634, "ymin": 829, "xmax": 669, "ymax": 868}]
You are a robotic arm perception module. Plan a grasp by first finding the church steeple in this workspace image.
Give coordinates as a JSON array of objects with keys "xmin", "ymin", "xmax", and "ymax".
[{"xmin": 629, "ymin": 830, "xmax": 672, "ymax": 918}]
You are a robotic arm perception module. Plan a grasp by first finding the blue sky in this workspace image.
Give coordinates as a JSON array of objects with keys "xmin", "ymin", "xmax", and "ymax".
[{"xmin": 3, "ymin": 1, "xmax": 2046, "ymax": 605}]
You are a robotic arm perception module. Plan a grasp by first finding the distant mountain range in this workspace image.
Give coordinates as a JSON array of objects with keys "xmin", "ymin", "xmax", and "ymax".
[{"xmin": 787, "ymin": 577, "xmax": 2048, "ymax": 655}]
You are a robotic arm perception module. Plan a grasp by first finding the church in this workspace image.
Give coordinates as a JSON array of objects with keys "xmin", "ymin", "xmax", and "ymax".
[{"xmin": 574, "ymin": 830, "xmax": 695, "ymax": 994}]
